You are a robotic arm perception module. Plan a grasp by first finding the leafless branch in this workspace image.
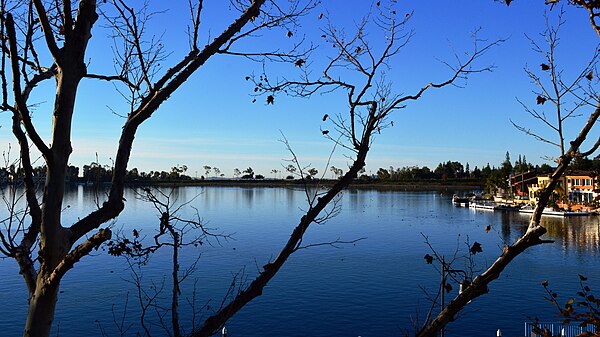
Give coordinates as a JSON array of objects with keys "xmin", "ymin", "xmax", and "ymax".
[
  {"xmin": 48, "ymin": 229, "xmax": 112, "ymax": 286},
  {"xmin": 293, "ymin": 237, "xmax": 366, "ymax": 252},
  {"xmin": 31, "ymin": 0, "xmax": 60, "ymax": 63},
  {"xmin": 580, "ymin": 135, "xmax": 600, "ymax": 156},
  {"xmin": 85, "ymin": 73, "xmax": 140, "ymax": 90},
  {"xmin": 510, "ymin": 118, "xmax": 561, "ymax": 148}
]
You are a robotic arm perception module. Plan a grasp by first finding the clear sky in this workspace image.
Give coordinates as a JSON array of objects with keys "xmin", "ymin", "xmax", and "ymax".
[{"xmin": 1, "ymin": 1, "xmax": 598, "ymax": 178}]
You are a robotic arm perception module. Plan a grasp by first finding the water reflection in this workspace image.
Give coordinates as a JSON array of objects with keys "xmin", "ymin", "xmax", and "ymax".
[
  {"xmin": 542, "ymin": 217, "xmax": 600, "ymax": 254},
  {"xmin": 494, "ymin": 210, "xmax": 600, "ymax": 253},
  {"xmin": 499, "ymin": 211, "xmax": 516, "ymax": 241}
]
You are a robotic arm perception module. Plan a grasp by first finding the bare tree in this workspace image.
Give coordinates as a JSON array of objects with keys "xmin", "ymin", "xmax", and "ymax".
[
  {"xmin": 106, "ymin": 187, "xmax": 225, "ymax": 337},
  {"xmin": 415, "ymin": 6, "xmax": 600, "ymax": 336},
  {"xmin": 236, "ymin": 2, "xmax": 501, "ymax": 336},
  {"xmin": 512, "ymin": 9, "xmax": 598, "ymax": 202},
  {"xmin": 513, "ymin": 10, "xmax": 598, "ymax": 154},
  {"xmin": 0, "ymin": 1, "xmax": 315, "ymax": 336}
]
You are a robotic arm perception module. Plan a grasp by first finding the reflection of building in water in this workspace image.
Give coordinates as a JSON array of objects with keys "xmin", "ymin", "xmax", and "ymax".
[
  {"xmin": 542, "ymin": 217, "xmax": 600, "ymax": 254},
  {"xmin": 498, "ymin": 213, "xmax": 600, "ymax": 253}
]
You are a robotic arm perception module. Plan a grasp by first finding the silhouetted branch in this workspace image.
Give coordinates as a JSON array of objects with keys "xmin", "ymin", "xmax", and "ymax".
[
  {"xmin": 85, "ymin": 73, "xmax": 140, "ymax": 89},
  {"xmin": 188, "ymin": 0, "xmax": 203, "ymax": 52},
  {"xmin": 5, "ymin": 13, "xmax": 51, "ymax": 159},
  {"xmin": 48, "ymin": 228, "xmax": 112, "ymax": 288},
  {"xmin": 70, "ymin": 0, "xmax": 269, "ymax": 243},
  {"xmin": 293, "ymin": 237, "xmax": 367, "ymax": 252},
  {"xmin": 31, "ymin": 0, "xmax": 60, "ymax": 63},
  {"xmin": 510, "ymin": 118, "xmax": 561, "ymax": 148},
  {"xmin": 515, "ymin": 11, "xmax": 600, "ymax": 158},
  {"xmin": 580, "ymin": 136, "xmax": 600, "ymax": 156},
  {"xmin": 257, "ymin": 7, "xmax": 502, "ymax": 151}
]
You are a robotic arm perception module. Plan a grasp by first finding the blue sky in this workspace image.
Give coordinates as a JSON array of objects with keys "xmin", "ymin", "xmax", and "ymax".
[{"xmin": 1, "ymin": 1, "xmax": 599, "ymax": 178}]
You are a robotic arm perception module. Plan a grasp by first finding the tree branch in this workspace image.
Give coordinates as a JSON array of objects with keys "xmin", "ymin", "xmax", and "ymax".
[
  {"xmin": 85, "ymin": 73, "xmax": 140, "ymax": 90},
  {"xmin": 47, "ymin": 228, "xmax": 112, "ymax": 288},
  {"xmin": 5, "ymin": 13, "xmax": 43, "ymax": 295},
  {"xmin": 392, "ymin": 38, "xmax": 504, "ymax": 106},
  {"xmin": 580, "ymin": 135, "xmax": 600, "ymax": 156},
  {"xmin": 32, "ymin": 0, "xmax": 61, "ymax": 63},
  {"xmin": 5, "ymin": 13, "xmax": 52, "ymax": 159},
  {"xmin": 62, "ymin": 0, "xmax": 73, "ymax": 39},
  {"xmin": 292, "ymin": 237, "xmax": 366, "ymax": 252}
]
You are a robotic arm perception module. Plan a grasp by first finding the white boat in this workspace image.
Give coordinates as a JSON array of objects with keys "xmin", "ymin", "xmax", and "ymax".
[
  {"xmin": 519, "ymin": 206, "xmax": 591, "ymax": 217},
  {"xmin": 469, "ymin": 202, "xmax": 497, "ymax": 211},
  {"xmin": 452, "ymin": 194, "xmax": 469, "ymax": 207}
]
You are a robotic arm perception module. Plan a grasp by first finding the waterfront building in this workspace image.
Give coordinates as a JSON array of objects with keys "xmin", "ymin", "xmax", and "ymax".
[
  {"xmin": 565, "ymin": 171, "xmax": 598, "ymax": 203},
  {"xmin": 527, "ymin": 171, "xmax": 599, "ymax": 208},
  {"xmin": 510, "ymin": 171, "xmax": 538, "ymax": 198}
]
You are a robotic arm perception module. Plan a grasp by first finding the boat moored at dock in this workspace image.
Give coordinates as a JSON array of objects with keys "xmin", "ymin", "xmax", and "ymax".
[
  {"xmin": 452, "ymin": 194, "xmax": 470, "ymax": 207},
  {"xmin": 518, "ymin": 206, "xmax": 592, "ymax": 217},
  {"xmin": 452, "ymin": 195, "xmax": 595, "ymax": 217}
]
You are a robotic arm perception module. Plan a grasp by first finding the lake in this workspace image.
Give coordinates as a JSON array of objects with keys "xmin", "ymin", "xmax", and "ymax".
[{"xmin": 0, "ymin": 185, "xmax": 599, "ymax": 337}]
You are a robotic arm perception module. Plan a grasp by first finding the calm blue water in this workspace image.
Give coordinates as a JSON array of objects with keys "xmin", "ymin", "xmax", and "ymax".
[{"xmin": 0, "ymin": 186, "xmax": 599, "ymax": 337}]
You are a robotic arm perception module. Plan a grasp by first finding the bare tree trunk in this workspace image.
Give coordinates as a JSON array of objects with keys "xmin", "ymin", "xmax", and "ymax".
[
  {"xmin": 24, "ymin": 284, "xmax": 60, "ymax": 337},
  {"xmin": 21, "ymin": 11, "xmax": 91, "ymax": 331}
]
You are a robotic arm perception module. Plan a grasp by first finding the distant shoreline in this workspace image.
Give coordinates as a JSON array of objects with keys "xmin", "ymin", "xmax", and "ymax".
[{"xmin": 119, "ymin": 179, "xmax": 481, "ymax": 191}]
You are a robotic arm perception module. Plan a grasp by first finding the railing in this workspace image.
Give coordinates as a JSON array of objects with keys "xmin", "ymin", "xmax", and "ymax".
[{"xmin": 524, "ymin": 322, "xmax": 597, "ymax": 337}]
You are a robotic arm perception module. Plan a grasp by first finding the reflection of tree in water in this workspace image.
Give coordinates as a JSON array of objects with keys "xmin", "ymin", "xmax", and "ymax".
[
  {"xmin": 499, "ymin": 213, "xmax": 529, "ymax": 242},
  {"xmin": 242, "ymin": 188, "xmax": 255, "ymax": 206},
  {"xmin": 500, "ymin": 212, "xmax": 514, "ymax": 242},
  {"xmin": 285, "ymin": 187, "xmax": 296, "ymax": 205}
]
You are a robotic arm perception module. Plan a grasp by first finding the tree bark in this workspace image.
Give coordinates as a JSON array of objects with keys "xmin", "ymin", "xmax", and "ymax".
[
  {"xmin": 24, "ymin": 283, "xmax": 60, "ymax": 337},
  {"xmin": 23, "ymin": 68, "xmax": 81, "ymax": 337}
]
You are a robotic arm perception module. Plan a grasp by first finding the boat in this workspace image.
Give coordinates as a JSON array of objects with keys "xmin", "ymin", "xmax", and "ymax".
[
  {"xmin": 519, "ymin": 205, "xmax": 592, "ymax": 217},
  {"xmin": 452, "ymin": 194, "xmax": 469, "ymax": 207},
  {"xmin": 469, "ymin": 201, "xmax": 497, "ymax": 211},
  {"xmin": 494, "ymin": 204, "xmax": 521, "ymax": 211}
]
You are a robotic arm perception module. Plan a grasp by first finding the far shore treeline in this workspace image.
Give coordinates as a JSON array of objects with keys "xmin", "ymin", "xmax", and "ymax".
[{"xmin": 2, "ymin": 152, "xmax": 599, "ymax": 191}]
